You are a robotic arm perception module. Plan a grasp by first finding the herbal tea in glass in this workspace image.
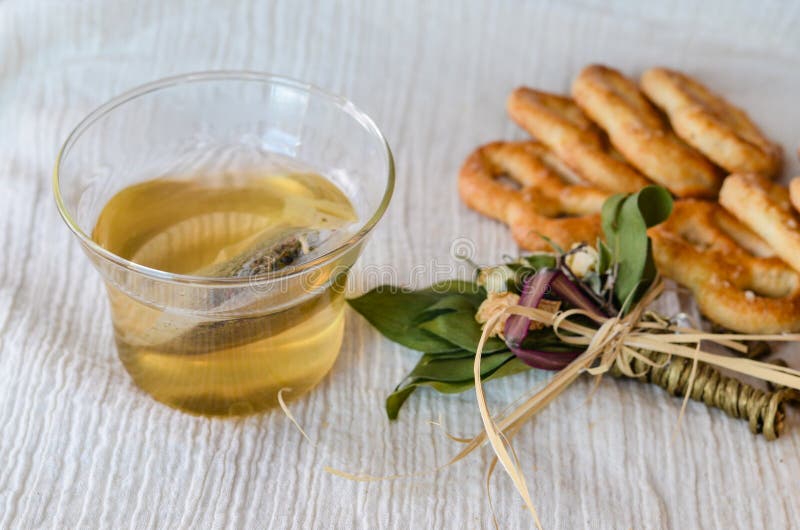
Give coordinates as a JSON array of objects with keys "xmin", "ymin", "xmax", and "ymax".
[
  {"xmin": 53, "ymin": 73, "xmax": 393, "ymax": 416},
  {"xmin": 92, "ymin": 171, "xmax": 358, "ymax": 415}
]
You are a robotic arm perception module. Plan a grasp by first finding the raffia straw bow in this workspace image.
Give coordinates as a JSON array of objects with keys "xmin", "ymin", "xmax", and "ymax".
[{"xmin": 470, "ymin": 277, "xmax": 800, "ymax": 529}]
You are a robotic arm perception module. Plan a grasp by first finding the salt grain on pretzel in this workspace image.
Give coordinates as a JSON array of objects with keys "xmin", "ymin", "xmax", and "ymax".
[
  {"xmin": 572, "ymin": 64, "xmax": 721, "ymax": 198},
  {"xmin": 458, "ymin": 140, "xmax": 609, "ymax": 251},
  {"xmin": 507, "ymin": 87, "xmax": 651, "ymax": 193},
  {"xmin": 719, "ymin": 173, "xmax": 800, "ymax": 275},
  {"xmin": 650, "ymin": 200, "xmax": 800, "ymax": 334},
  {"xmin": 642, "ymin": 67, "xmax": 782, "ymax": 178}
]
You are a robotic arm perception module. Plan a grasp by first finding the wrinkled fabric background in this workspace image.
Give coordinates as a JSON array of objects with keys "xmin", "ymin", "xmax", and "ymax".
[{"xmin": 1, "ymin": 1, "xmax": 799, "ymax": 528}]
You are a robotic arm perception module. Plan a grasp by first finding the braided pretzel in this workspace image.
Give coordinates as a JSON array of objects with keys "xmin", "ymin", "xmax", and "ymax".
[
  {"xmin": 719, "ymin": 173, "xmax": 800, "ymax": 274},
  {"xmin": 458, "ymin": 140, "xmax": 609, "ymax": 251},
  {"xmin": 790, "ymin": 177, "xmax": 800, "ymax": 214},
  {"xmin": 572, "ymin": 65, "xmax": 721, "ymax": 198},
  {"xmin": 641, "ymin": 68, "xmax": 782, "ymax": 178},
  {"xmin": 507, "ymin": 88, "xmax": 651, "ymax": 194},
  {"xmin": 649, "ymin": 200, "xmax": 800, "ymax": 334}
]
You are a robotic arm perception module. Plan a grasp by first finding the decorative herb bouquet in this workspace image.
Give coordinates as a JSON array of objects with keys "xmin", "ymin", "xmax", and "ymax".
[{"xmin": 347, "ymin": 186, "xmax": 800, "ymax": 524}]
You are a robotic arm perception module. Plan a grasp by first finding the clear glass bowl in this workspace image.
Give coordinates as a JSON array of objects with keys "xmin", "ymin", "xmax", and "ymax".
[{"xmin": 53, "ymin": 71, "xmax": 394, "ymax": 416}]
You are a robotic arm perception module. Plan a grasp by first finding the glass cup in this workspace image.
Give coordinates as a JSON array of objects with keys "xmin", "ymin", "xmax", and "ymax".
[{"xmin": 54, "ymin": 72, "xmax": 394, "ymax": 416}]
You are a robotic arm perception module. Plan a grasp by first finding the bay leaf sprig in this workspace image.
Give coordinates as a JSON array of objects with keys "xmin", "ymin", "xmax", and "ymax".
[
  {"xmin": 348, "ymin": 186, "xmax": 674, "ymax": 419},
  {"xmin": 347, "ymin": 280, "xmax": 522, "ymax": 418},
  {"xmin": 600, "ymin": 185, "xmax": 673, "ymax": 313},
  {"xmin": 346, "ymin": 185, "xmax": 793, "ymax": 431}
]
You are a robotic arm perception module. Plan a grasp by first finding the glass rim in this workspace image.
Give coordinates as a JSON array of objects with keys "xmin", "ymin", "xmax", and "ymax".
[{"xmin": 53, "ymin": 70, "xmax": 395, "ymax": 287}]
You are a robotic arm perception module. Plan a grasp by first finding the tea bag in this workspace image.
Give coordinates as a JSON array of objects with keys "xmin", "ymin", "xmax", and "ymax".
[
  {"xmin": 196, "ymin": 225, "xmax": 329, "ymax": 279},
  {"xmin": 133, "ymin": 225, "xmax": 343, "ymax": 354},
  {"xmin": 103, "ymin": 171, "xmax": 359, "ymax": 356}
]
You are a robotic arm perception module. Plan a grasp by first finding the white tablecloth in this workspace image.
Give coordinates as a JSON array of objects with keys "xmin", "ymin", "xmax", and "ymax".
[{"xmin": 2, "ymin": 1, "xmax": 800, "ymax": 528}]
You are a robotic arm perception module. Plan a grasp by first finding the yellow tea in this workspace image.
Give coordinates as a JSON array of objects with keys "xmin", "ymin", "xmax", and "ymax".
[{"xmin": 92, "ymin": 171, "xmax": 358, "ymax": 415}]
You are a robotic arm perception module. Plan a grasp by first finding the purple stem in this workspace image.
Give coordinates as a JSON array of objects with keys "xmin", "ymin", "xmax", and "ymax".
[
  {"xmin": 509, "ymin": 346, "xmax": 581, "ymax": 370},
  {"xmin": 503, "ymin": 269, "xmax": 559, "ymax": 348},
  {"xmin": 549, "ymin": 272, "xmax": 606, "ymax": 318},
  {"xmin": 503, "ymin": 268, "xmax": 605, "ymax": 370}
]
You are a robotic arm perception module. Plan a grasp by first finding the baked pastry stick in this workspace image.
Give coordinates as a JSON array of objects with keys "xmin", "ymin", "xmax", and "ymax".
[
  {"xmin": 507, "ymin": 87, "xmax": 650, "ymax": 193},
  {"xmin": 572, "ymin": 65, "xmax": 722, "ymax": 198},
  {"xmin": 719, "ymin": 173, "xmax": 800, "ymax": 275},
  {"xmin": 650, "ymin": 200, "xmax": 800, "ymax": 334},
  {"xmin": 458, "ymin": 140, "xmax": 610, "ymax": 251},
  {"xmin": 642, "ymin": 67, "xmax": 782, "ymax": 178},
  {"xmin": 789, "ymin": 177, "xmax": 800, "ymax": 214}
]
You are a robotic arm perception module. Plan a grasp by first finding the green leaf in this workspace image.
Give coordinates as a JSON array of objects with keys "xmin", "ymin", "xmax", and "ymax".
[
  {"xmin": 601, "ymin": 186, "xmax": 673, "ymax": 313},
  {"xmin": 423, "ymin": 349, "xmax": 488, "ymax": 360},
  {"xmin": 414, "ymin": 295, "xmax": 479, "ymax": 324},
  {"xmin": 484, "ymin": 356, "xmax": 533, "ymax": 380},
  {"xmin": 419, "ymin": 310, "xmax": 506, "ymax": 353},
  {"xmin": 421, "ymin": 280, "xmax": 486, "ymax": 305},
  {"xmin": 600, "ymin": 193, "xmax": 626, "ymax": 255},
  {"xmin": 347, "ymin": 280, "xmax": 486, "ymax": 353},
  {"xmin": 385, "ymin": 353, "xmax": 531, "ymax": 419},
  {"xmin": 597, "ymin": 238, "xmax": 612, "ymax": 275},
  {"xmin": 408, "ymin": 352, "xmax": 515, "ymax": 382},
  {"xmin": 521, "ymin": 253, "xmax": 558, "ymax": 271},
  {"xmin": 536, "ymin": 233, "xmax": 564, "ymax": 254},
  {"xmin": 385, "ymin": 386, "xmax": 417, "ymax": 419},
  {"xmin": 635, "ymin": 186, "xmax": 674, "ymax": 227},
  {"xmin": 422, "ymin": 358, "xmax": 529, "ymax": 393}
]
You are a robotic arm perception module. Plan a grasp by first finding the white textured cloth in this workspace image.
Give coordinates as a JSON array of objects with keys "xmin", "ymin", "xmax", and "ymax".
[{"xmin": 2, "ymin": 1, "xmax": 800, "ymax": 528}]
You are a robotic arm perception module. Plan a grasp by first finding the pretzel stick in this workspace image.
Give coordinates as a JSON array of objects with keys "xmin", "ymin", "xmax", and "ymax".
[
  {"xmin": 642, "ymin": 67, "xmax": 782, "ymax": 178},
  {"xmin": 458, "ymin": 140, "xmax": 609, "ymax": 251},
  {"xmin": 507, "ymin": 87, "xmax": 650, "ymax": 193},
  {"xmin": 572, "ymin": 64, "xmax": 721, "ymax": 198}
]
